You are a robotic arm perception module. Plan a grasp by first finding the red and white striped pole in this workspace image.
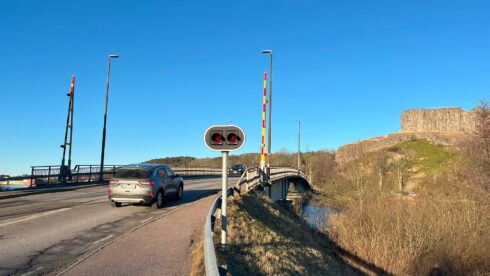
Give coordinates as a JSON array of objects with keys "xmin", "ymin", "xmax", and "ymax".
[
  {"xmin": 260, "ymin": 72, "xmax": 267, "ymax": 170},
  {"xmin": 70, "ymin": 75, "xmax": 75, "ymax": 94}
]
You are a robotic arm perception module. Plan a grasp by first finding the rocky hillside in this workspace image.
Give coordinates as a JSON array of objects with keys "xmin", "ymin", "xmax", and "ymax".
[{"xmin": 336, "ymin": 107, "xmax": 474, "ymax": 164}]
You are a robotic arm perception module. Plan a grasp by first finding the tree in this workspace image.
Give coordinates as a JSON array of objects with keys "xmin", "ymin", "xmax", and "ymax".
[
  {"xmin": 392, "ymin": 157, "xmax": 409, "ymax": 192},
  {"xmin": 474, "ymin": 101, "xmax": 490, "ymax": 165},
  {"xmin": 374, "ymin": 152, "xmax": 389, "ymax": 191}
]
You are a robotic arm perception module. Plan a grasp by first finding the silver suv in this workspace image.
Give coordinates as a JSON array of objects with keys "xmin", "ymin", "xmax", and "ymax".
[{"xmin": 108, "ymin": 164, "xmax": 184, "ymax": 208}]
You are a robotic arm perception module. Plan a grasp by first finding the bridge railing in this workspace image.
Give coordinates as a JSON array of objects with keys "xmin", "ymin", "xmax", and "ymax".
[
  {"xmin": 204, "ymin": 166, "xmax": 308, "ymax": 275},
  {"xmin": 0, "ymin": 165, "xmax": 124, "ymax": 186},
  {"xmin": 171, "ymin": 166, "xmax": 222, "ymax": 176},
  {"xmin": 0, "ymin": 165, "xmax": 223, "ymax": 187},
  {"xmin": 236, "ymin": 166, "xmax": 307, "ymax": 193}
]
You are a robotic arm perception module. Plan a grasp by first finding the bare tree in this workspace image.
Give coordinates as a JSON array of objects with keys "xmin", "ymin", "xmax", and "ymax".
[
  {"xmin": 374, "ymin": 152, "xmax": 389, "ymax": 191},
  {"xmin": 474, "ymin": 101, "xmax": 490, "ymax": 165},
  {"xmin": 392, "ymin": 156, "xmax": 409, "ymax": 192}
]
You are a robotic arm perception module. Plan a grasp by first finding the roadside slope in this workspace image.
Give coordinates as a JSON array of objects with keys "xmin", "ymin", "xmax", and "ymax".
[{"xmin": 214, "ymin": 194, "xmax": 361, "ymax": 275}]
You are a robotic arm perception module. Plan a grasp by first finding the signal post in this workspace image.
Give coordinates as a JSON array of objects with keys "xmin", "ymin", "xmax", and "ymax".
[{"xmin": 204, "ymin": 125, "xmax": 246, "ymax": 247}]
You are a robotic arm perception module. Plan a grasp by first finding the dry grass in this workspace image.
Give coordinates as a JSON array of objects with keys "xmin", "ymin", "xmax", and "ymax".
[
  {"xmin": 189, "ymin": 234, "xmax": 205, "ymax": 276},
  {"xmin": 215, "ymin": 195, "xmax": 359, "ymax": 275},
  {"xmin": 320, "ymin": 139, "xmax": 490, "ymax": 275},
  {"xmin": 328, "ymin": 197, "xmax": 489, "ymax": 275}
]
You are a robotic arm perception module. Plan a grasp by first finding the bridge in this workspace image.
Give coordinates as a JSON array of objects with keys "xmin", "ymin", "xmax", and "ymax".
[
  {"xmin": 0, "ymin": 164, "xmax": 222, "ymax": 189},
  {"xmin": 204, "ymin": 166, "xmax": 312, "ymax": 276},
  {"xmin": 236, "ymin": 166, "xmax": 312, "ymax": 200},
  {"xmin": 0, "ymin": 165, "xmax": 310, "ymax": 275}
]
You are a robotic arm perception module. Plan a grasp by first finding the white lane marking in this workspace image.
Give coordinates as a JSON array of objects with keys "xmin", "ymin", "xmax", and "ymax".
[
  {"xmin": 0, "ymin": 207, "xmax": 72, "ymax": 228},
  {"xmin": 93, "ymin": 235, "xmax": 114, "ymax": 244},
  {"xmin": 141, "ymin": 217, "xmax": 153, "ymax": 223}
]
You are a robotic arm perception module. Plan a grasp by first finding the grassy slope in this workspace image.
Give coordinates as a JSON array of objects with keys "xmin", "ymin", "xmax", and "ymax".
[
  {"xmin": 393, "ymin": 139, "xmax": 458, "ymax": 175},
  {"xmin": 325, "ymin": 139, "xmax": 490, "ymax": 275},
  {"xmin": 214, "ymin": 195, "xmax": 360, "ymax": 276}
]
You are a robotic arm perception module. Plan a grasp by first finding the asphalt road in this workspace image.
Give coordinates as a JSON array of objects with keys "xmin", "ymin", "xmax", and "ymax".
[{"xmin": 0, "ymin": 177, "xmax": 235, "ymax": 276}]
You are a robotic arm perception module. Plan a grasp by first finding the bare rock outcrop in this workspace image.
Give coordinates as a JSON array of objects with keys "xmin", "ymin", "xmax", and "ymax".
[{"xmin": 401, "ymin": 108, "xmax": 475, "ymax": 133}]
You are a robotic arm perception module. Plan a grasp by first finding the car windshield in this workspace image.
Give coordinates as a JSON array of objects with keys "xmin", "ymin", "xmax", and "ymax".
[
  {"xmin": 232, "ymin": 165, "xmax": 242, "ymax": 170},
  {"xmin": 114, "ymin": 168, "xmax": 152, "ymax": 179}
]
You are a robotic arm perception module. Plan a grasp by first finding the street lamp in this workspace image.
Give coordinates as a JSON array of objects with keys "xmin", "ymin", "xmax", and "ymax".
[
  {"xmin": 99, "ymin": 54, "xmax": 119, "ymax": 182},
  {"xmin": 261, "ymin": 50, "xmax": 272, "ymax": 169},
  {"xmin": 297, "ymin": 120, "xmax": 301, "ymax": 172}
]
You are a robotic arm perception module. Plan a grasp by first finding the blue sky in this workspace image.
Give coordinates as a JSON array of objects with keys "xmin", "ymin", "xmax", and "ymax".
[{"xmin": 1, "ymin": 0, "xmax": 489, "ymax": 175}]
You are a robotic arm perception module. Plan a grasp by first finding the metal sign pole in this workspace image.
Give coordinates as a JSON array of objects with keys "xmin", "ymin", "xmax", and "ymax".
[
  {"xmin": 221, "ymin": 151, "xmax": 228, "ymax": 247},
  {"xmin": 203, "ymin": 124, "xmax": 245, "ymax": 248}
]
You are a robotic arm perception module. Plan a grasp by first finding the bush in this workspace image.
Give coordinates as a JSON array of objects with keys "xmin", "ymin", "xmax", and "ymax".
[{"xmin": 328, "ymin": 197, "xmax": 489, "ymax": 275}]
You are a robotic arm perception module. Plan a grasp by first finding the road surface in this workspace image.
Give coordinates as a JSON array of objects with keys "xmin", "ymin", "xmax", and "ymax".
[{"xmin": 0, "ymin": 177, "xmax": 233, "ymax": 276}]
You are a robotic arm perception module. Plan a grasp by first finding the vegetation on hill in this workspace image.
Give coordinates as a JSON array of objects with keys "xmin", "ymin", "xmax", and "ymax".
[
  {"xmin": 314, "ymin": 101, "xmax": 490, "ymax": 275},
  {"xmin": 190, "ymin": 102, "xmax": 490, "ymax": 275},
  {"xmin": 213, "ymin": 194, "xmax": 359, "ymax": 275}
]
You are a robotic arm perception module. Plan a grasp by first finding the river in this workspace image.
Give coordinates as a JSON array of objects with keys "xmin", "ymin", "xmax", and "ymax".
[{"xmin": 291, "ymin": 194, "xmax": 335, "ymax": 232}]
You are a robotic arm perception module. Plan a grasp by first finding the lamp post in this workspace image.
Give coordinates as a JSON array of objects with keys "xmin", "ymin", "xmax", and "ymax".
[
  {"xmin": 261, "ymin": 50, "xmax": 272, "ymax": 170},
  {"xmin": 99, "ymin": 54, "xmax": 119, "ymax": 182},
  {"xmin": 297, "ymin": 120, "xmax": 301, "ymax": 172}
]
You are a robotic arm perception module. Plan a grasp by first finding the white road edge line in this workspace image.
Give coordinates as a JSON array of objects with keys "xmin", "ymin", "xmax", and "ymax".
[
  {"xmin": 0, "ymin": 207, "xmax": 72, "ymax": 228},
  {"xmin": 93, "ymin": 235, "xmax": 114, "ymax": 244},
  {"xmin": 141, "ymin": 217, "xmax": 153, "ymax": 223}
]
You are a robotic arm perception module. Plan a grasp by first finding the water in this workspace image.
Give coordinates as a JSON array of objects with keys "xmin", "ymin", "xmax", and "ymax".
[
  {"xmin": 285, "ymin": 194, "xmax": 335, "ymax": 232},
  {"xmin": 301, "ymin": 200, "xmax": 333, "ymax": 230},
  {"xmin": 0, "ymin": 185, "xmax": 28, "ymax": 191}
]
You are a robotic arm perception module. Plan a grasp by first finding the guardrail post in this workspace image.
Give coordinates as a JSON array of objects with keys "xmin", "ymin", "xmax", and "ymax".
[
  {"xmin": 30, "ymin": 167, "xmax": 34, "ymax": 187},
  {"xmin": 89, "ymin": 166, "xmax": 92, "ymax": 182},
  {"xmin": 76, "ymin": 166, "xmax": 80, "ymax": 183},
  {"xmin": 47, "ymin": 166, "xmax": 51, "ymax": 184}
]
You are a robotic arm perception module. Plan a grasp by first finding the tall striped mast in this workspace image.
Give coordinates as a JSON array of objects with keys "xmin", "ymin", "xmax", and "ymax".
[
  {"xmin": 60, "ymin": 75, "xmax": 75, "ymax": 182},
  {"xmin": 260, "ymin": 72, "xmax": 267, "ymax": 170}
]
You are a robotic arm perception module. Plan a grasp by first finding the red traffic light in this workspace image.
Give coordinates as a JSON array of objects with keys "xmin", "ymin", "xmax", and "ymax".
[
  {"xmin": 211, "ymin": 132, "xmax": 225, "ymax": 145},
  {"xmin": 204, "ymin": 125, "xmax": 246, "ymax": 152},
  {"xmin": 227, "ymin": 133, "xmax": 240, "ymax": 145}
]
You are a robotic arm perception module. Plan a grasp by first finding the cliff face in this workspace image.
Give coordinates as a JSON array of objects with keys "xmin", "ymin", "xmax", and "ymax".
[
  {"xmin": 401, "ymin": 108, "xmax": 475, "ymax": 133},
  {"xmin": 336, "ymin": 107, "xmax": 475, "ymax": 164}
]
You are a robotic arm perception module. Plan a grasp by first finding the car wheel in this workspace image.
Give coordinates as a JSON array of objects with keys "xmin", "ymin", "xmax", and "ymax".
[
  {"xmin": 153, "ymin": 189, "xmax": 165, "ymax": 209},
  {"xmin": 111, "ymin": 201, "xmax": 122, "ymax": 208},
  {"xmin": 176, "ymin": 184, "xmax": 183, "ymax": 200}
]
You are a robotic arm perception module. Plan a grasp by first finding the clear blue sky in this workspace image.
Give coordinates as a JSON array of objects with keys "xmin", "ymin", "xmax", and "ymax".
[{"xmin": 1, "ymin": 0, "xmax": 489, "ymax": 175}]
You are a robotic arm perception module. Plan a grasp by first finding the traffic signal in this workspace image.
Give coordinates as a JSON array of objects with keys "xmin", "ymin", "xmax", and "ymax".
[
  {"xmin": 211, "ymin": 131, "xmax": 225, "ymax": 145},
  {"xmin": 204, "ymin": 125, "xmax": 246, "ymax": 151}
]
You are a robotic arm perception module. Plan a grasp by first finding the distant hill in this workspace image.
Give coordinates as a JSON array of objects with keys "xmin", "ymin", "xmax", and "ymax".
[{"xmin": 336, "ymin": 107, "xmax": 473, "ymax": 164}]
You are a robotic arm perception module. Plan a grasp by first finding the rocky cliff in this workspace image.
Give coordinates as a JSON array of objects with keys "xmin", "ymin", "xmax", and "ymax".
[
  {"xmin": 336, "ymin": 107, "xmax": 475, "ymax": 164},
  {"xmin": 401, "ymin": 108, "xmax": 475, "ymax": 133}
]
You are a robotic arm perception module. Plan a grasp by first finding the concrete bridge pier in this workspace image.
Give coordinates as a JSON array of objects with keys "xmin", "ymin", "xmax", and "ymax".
[
  {"xmin": 264, "ymin": 178, "xmax": 310, "ymax": 201},
  {"xmin": 264, "ymin": 178, "xmax": 289, "ymax": 201}
]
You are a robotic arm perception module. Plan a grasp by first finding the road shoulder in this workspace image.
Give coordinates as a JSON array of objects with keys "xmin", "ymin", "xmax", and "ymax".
[{"xmin": 62, "ymin": 194, "xmax": 217, "ymax": 276}]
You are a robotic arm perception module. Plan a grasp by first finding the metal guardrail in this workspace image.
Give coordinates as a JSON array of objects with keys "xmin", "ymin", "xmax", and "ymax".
[
  {"xmin": 0, "ymin": 165, "xmax": 223, "ymax": 187},
  {"xmin": 171, "ymin": 167, "xmax": 222, "ymax": 176},
  {"xmin": 204, "ymin": 187, "xmax": 236, "ymax": 276},
  {"xmin": 204, "ymin": 166, "xmax": 308, "ymax": 275},
  {"xmin": 0, "ymin": 165, "xmax": 123, "ymax": 186}
]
